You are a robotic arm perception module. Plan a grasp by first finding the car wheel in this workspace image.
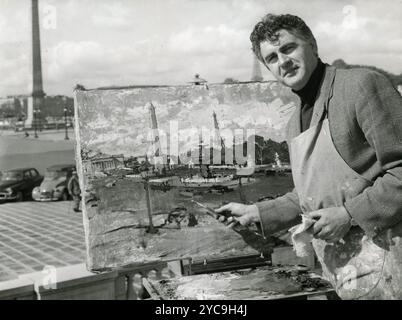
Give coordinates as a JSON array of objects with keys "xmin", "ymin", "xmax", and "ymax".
[
  {"xmin": 61, "ymin": 190, "xmax": 69, "ymax": 201},
  {"xmin": 16, "ymin": 191, "xmax": 24, "ymax": 202}
]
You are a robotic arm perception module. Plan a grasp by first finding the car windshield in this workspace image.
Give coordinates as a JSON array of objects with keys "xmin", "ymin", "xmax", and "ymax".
[
  {"xmin": 1, "ymin": 171, "xmax": 23, "ymax": 181},
  {"xmin": 45, "ymin": 170, "xmax": 67, "ymax": 179}
]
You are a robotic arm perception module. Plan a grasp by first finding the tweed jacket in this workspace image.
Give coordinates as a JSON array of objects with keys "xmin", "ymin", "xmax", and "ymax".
[{"xmin": 256, "ymin": 64, "xmax": 402, "ymax": 238}]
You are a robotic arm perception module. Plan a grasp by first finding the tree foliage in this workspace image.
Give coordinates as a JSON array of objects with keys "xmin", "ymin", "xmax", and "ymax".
[{"xmin": 332, "ymin": 59, "xmax": 402, "ymax": 87}]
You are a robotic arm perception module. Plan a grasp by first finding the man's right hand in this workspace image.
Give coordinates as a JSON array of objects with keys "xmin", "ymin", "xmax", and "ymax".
[{"xmin": 215, "ymin": 202, "xmax": 260, "ymax": 227}]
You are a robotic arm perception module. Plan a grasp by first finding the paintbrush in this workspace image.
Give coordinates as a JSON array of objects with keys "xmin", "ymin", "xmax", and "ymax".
[
  {"xmin": 191, "ymin": 200, "xmax": 223, "ymax": 219},
  {"xmin": 191, "ymin": 200, "xmax": 262, "ymax": 237}
]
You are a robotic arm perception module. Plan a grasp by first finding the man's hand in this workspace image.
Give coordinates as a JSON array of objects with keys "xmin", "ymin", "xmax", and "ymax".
[
  {"xmin": 215, "ymin": 202, "xmax": 260, "ymax": 227},
  {"xmin": 309, "ymin": 206, "xmax": 352, "ymax": 243}
]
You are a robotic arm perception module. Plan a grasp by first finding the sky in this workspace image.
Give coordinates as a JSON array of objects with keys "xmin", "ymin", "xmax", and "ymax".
[{"xmin": 0, "ymin": 0, "xmax": 401, "ymax": 97}]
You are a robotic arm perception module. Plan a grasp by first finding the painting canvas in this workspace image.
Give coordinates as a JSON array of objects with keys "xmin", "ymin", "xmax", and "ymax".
[{"xmin": 74, "ymin": 82, "xmax": 298, "ymax": 271}]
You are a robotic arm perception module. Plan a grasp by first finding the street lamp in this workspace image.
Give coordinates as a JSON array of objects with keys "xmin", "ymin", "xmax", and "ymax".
[
  {"xmin": 64, "ymin": 107, "xmax": 69, "ymax": 140},
  {"xmin": 37, "ymin": 109, "xmax": 41, "ymax": 132},
  {"xmin": 34, "ymin": 109, "xmax": 38, "ymax": 138}
]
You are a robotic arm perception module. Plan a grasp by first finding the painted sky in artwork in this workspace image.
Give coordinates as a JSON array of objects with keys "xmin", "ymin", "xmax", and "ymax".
[{"xmin": 76, "ymin": 82, "xmax": 297, "ymax": 158}]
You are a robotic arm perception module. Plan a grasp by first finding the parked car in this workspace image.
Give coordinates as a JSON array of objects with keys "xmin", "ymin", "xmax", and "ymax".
[
  {"xmin": 0, "ymin": 168, "xmax": 44, "ymax": 203},
  {"xmin": 32, "ymin": 164, "xmax": 75, "ymax": 201},
  {"xmin": 0, "ymin": 119, "xmax": 12, "ymax": 130}
]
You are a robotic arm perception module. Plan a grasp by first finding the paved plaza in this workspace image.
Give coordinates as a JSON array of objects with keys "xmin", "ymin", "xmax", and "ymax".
[{"xmin": 0, "ymin": 201, "xmax": 86, "ymax": 282}]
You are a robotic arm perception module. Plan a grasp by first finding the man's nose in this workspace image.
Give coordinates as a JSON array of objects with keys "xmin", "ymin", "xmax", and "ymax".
[{"xmin": 278, "ymin": 54, "xmax": 292, "ymax": 68}]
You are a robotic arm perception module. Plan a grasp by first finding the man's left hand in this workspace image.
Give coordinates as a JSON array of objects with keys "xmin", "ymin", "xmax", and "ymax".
[{"xmin": 309, "ymin": 207, "xmax": 352, "ymax": 243}]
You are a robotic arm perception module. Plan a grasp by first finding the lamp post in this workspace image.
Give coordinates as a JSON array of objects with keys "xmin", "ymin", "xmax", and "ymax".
[
  {"xmin": 37, "ymin": 109, "xmax": 41, "ymax": 132},
  {"xmin": 34, "ymin": 109, "xmax": 38, "ymax": 138},
  {"xmin": 64, "ymin": 107, "xmax": 69, "ymax": 140}
]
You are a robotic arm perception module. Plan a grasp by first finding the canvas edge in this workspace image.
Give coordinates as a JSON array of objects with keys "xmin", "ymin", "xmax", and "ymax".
[{"xmin": 73, "ymin": 88, "xmax": 93, "ymax": 272}]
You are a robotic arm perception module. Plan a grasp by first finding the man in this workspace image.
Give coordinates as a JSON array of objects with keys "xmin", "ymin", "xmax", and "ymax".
[
  {"xmin": 217, "ymin": 14, "xmax": 402, "ymax": 299},
  {"xmin": 68, "ymin": 170, "xmax": 81, "ymax": 212}
]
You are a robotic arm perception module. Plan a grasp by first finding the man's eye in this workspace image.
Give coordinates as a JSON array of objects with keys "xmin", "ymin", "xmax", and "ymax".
[
  {"xmin": 283, "ymin": 45, "xmax": 296, "ymax": 54},
  {"xmin": 266, "ymin": 55, "xmax": 277, "ymax": 64}
]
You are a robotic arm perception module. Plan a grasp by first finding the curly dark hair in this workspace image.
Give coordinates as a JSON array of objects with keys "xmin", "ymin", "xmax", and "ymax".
[{"xmin": 250, "ymin": 14, "xmax": 317, "ymax": 63}]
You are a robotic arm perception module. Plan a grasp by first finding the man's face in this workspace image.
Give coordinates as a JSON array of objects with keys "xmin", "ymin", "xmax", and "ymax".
[{"xmin": 259, "ymin": 29, "xmax": 318, "ymax": 91}]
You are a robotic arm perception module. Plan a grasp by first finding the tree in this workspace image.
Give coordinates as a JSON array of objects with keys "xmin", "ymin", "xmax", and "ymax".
[
  {"xmin": 332, "ymin": 59, "xmax": 348, "ymax": 69},
  {"xmin": 74, "ymin": 84, "xmax": 86, "ymax": 91},
  {"xmin": 331, "ymin": 59, "xmax": 402, "ymax": 87}
]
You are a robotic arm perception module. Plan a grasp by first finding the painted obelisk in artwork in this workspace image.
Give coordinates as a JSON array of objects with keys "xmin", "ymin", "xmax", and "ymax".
[
  {"xmin": 148, "ymin": 102, "xmax": 166, "ymax": 171},
  {"xmin": 26, "ymin": 0, "xmax": 45, "ymax": 128}
]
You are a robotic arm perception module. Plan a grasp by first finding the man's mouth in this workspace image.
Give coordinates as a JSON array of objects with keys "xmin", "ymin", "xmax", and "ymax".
[{"xmin": 284, "ymin": 66, "xmax": 299, "ymax": 77}]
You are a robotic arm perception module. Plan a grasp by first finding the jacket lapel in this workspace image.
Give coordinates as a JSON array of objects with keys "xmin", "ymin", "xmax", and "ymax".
[
  {"xmin": 285, "ymin": 64, "xmax": 337, "ymax": 142},
  {"xmin": 309, "ymin": 65, "xmax": 337, "ymax": 128}
]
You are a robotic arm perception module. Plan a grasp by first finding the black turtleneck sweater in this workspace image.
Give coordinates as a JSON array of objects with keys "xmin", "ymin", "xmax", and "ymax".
[{"xmin": 292, "ymin": 59, "xmax": 326, "ymax": 132}]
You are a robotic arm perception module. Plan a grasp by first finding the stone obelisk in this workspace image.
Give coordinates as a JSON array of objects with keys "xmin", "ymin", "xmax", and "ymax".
[{"xmin": 26, "ymin": 0, "xmax": 45, "ymax": 128}]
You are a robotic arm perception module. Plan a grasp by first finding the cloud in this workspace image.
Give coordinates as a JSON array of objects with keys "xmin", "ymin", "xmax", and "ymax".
[
  {"xmin": 168, "ymin": 24, "xmax": 248, "ymax": 54},
  {"xmin": 0, "ymin": 1, "xmax": 30, "ymax": 44},
  {"xmin": 44, "ymin": 40, "xmax": 164, "ymax": 91},
  {"xmin": 312, "ymin": 5, "xmax": 402, "ymax": 70},
  {"xmin": 0, "ymin": 43, "xmax": 31, "ymax": 95},
  {"xmin": 1, "ymin": 0, "xmax": 401, "ymax": 97},
  {"xmin": 90, "ymin": 2, "xmax": 132, "ymax": 28}
]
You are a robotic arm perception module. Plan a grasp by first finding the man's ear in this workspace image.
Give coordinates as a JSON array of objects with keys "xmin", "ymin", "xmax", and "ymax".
[{"xmin": 309, "ymin": 40, "xmax": 318, "ymax": 57}]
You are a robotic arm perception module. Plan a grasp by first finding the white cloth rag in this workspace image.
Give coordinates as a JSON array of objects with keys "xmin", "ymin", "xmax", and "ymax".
[{"xmin": 289, "ymin": 214, "xmax": 316, "ymax": 257}]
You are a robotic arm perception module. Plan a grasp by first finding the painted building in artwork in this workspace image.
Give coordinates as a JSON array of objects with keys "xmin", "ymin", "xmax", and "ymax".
[
  {"xmin": 189, "ymin": 74, "xmax": 207, "ymax": 85},
  {"xmin": 83, "ymin": 154, "xmax": 125, "ymax": 175}
]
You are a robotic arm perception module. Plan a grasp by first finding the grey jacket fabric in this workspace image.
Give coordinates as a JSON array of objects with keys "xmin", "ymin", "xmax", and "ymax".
[{"xmin": 256, "ymin": 64, "xmax": 402, "ymax": 238}]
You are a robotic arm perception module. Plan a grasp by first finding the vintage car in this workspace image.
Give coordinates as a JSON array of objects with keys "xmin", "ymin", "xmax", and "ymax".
[
  {"xmin": 32, "ymin": 164, "xmax": 76, "ymax": 201},
  {"xmin": 0, "ymin": 168, "xmax": 44, "ymax": 202}
]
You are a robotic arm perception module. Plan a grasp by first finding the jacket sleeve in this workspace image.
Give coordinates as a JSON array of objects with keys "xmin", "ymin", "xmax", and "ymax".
[
  {"xmin": 255, "ymin": 188, "xmax": 302, "ymax": 238},
  {"xmin": 344, "ymin": 70, "xmax": 402, "ymax": 237}
]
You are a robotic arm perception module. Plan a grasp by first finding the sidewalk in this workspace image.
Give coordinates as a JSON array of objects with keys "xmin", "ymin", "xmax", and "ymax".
[
  {"xmin": 0, "ymin": 201, "xmax": 86, "ymax": 282},
  {"xmin": 0, "ymin": 130, "xmax": 75, "ymax": 158},
  {"xmin": 0, "ymin": 128, "xmax": 75, "ymax": 142}
]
